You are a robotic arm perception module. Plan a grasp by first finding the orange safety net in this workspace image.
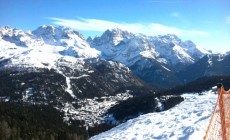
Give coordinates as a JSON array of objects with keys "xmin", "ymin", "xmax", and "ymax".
[{"xmin": 204, "ymin": 84, "xmax": 230, "ymax": 140}]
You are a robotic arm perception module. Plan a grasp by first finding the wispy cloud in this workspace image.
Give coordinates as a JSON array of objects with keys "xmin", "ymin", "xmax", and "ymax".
[
  {"xmin": 226, "ymin": 16, "xmax": 230, "ymax": 24},
  {"xmin": 49, "ymin": 17, "xmax": 208, "ymax": 37}
]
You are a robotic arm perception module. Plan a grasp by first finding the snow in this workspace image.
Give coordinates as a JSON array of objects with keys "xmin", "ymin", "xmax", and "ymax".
[
  {"xmin": 217, "ymin": 53, "xmax": 226, "ymax": 61},
  {"xmin": 155, "ymin": 97, "xmax": 164, "ymax": 111},
  {"xmin": 90, "ymin": 90, "xmax": 217, "ymax": 140},
  {"xmin": 161, "ymin": 65, "xmax": 171, "ymax": 71},
  {"xmin": 91, "ymin": 30, "xmax": 208, "ymax": 69},
  {"xmin": 0, "ymin": 96, "xmax": 10, "ymax": 102},
  {"xmin": 173, "ymin": 45, "xmax": 194, "ymax": 63},
  {"xmin": 0, "ymin": 26, "xmax": 100, "ymax": 71},
  {"xmin": 65, "ymin": 77, "xmax": 76, "ymax": 99},
  {"xmin": 71, "ymin": 74, "xmax": 90, "ymax": 79},
  {"xmin": 195, "ymin": 45, "xmax": 210, "ymax": 54},
  {"xmin": 1, "ymin": 26, "xmax": 208, "ymax": 74},
  {"xmin": 207, "ymin": 55, "xmax": 213, "ymax": 67},
  {"xmin": 140, "ymin": 49, "xmax": 158, "ymax": 59}
]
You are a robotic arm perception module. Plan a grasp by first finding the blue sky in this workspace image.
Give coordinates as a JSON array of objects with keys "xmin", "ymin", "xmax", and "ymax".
[{"xmin": 0, "ymin": 0, "xmax": 229, "ymax": 53}]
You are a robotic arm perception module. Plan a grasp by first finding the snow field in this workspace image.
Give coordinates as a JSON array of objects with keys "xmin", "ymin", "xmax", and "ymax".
[{"xmin": 90, "ymin": 90, "xmax": 217, "ymax": 140}]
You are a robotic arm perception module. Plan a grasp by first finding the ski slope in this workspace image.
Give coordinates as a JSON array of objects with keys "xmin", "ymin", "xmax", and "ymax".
[{"xmin": 90, "ymin": 89, "xmax": 218, "ymax": 140}]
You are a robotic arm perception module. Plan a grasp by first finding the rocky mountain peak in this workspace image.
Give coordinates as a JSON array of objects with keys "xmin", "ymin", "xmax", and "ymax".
[
  {"xmin": 92, "ymin": 28, "xmax": 134, "ymax": 47},
  {"xmin": 106, "ymin": 28, "xmax": 132, "ymax": 36},
  {"xmin": 32, "ymin": 25, "xmax": 85, "ymax": 41},
  {"xmin": 0, "ymin": 26, "xmax": 28, "ymax": 37},
  {"xmin": 0, "ymin": 26, "xmax": 32, "ymax": 47},
  {"xmin": 157, "ymin": 34, "xmax": 181, "ymax": 43}
]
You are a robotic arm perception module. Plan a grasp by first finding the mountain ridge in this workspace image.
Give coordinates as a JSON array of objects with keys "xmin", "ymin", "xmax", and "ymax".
[
  {"xmin": 89, "ymin": 27, "xmax": 212, "ymax": 87},
  {"xmin": 1, "ymin": 25, "xmax": 229, "ymax": 88}
]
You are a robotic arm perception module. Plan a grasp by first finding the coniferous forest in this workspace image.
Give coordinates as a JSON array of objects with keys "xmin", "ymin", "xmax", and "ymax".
[{"xmin": 0, "ymin": 102, "xmax": 88, "ymax": 140}]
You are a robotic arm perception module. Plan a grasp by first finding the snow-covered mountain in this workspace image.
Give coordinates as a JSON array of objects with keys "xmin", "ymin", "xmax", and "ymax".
[
  {"xmin": 0, "ymin": 25, "xmax": 100, "ymax": 68},
  {"xmin": 89, "ymin": 28, "xmax": 210, "ymax": 87},
  {"xmin": 90, "ymin": 88, "xmax": 217, "ymax": 140},
  {"xmin": 1, "ymin": 25, "xmax": 229, "ymax": 96},
  {"xmin": 90, "ymin": 28, "xmax": 209, "ymax": 68},
  {"xmin": 179, "ymin": 53, "xmax": 230, "ymax": 83},
  {"xmin": 2, "ymin": 26, "xmax": 222, "ymax": 88},
  {"xmin": 0, "ymin": 25, "xmax": 154, "ymax": 127}
]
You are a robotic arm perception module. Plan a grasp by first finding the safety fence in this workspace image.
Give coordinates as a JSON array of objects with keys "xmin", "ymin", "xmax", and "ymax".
[{"xmin": 204, "ymin": 84, "xmax": 230, "ymax": 140}]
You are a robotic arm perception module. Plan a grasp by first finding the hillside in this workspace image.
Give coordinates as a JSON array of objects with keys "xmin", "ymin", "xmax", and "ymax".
[{"xmin": 90, "ymin": 89, "xmax": 218, "ymax": 140}]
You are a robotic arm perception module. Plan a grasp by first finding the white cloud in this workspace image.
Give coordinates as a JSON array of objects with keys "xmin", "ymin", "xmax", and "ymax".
[
  {"xmin": 49, "ymin": 17, "xmax": 208, "ymax": 37},
  {"xmin": 226, "ymin": 16, "xmax": 230, "ymax": 24}
]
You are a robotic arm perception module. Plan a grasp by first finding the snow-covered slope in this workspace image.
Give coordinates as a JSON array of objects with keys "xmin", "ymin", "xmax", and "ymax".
[{"xmin": 90, "ymin": 89, "xmax": 217, "ymax": 140}]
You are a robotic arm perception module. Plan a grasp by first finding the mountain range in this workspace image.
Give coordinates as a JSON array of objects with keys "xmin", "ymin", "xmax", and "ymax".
[
  {"xmin": 1, "ymin": 25, "xmax": 229, "ymax": 88},
  {"xmin": 89, "ymin": 28, "xmax": 212, "ymax": 87},
  {"xmin": 0, "ymin": 25, "xmax": 230, "ymax": 139}
]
